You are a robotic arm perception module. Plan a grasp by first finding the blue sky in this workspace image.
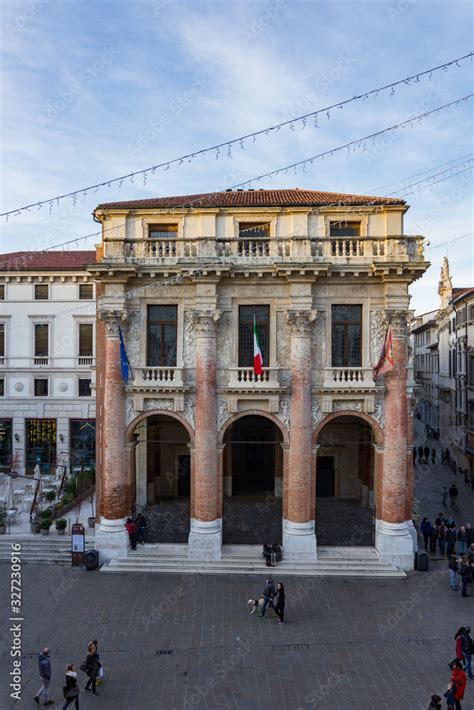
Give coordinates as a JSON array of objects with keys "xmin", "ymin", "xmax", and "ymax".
[{"xmin": 1, "ymin": 0, "xmax": 472, "ymax": 314}]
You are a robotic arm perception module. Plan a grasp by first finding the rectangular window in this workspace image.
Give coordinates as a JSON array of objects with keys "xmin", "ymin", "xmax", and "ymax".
[
  {"xmin": 79, "ymin": 283, "xmax": 93, "ymax": 300},
  {"xmin": 34, "ymin": 284, "xmax": 49, "ymax": 300},
  {"xmin": 34, "ymin": 378, "xmax": 48, "ymax": 397},
  {"xmin": 238, "ymin": 305, "xmax": 269, "ymax": 367},
  {"xmin": 78, "ymin": 378, "xmax": 92, "ymax": 397},
  {"xmin": 78, "ymin": 323, "xmax": 93, "ymax": 356},
  {"xmin": 331, "ymin": 305, "xmax": 362, "ymax": 367},
  {"xmin": 329, "ymin": 220, "xmax": 361, "ymax": 237},
  {"xmin": 34, "ymin": 324, "xmax": 49, "ymax": 356},
  {"xmin": 0, "ymin": 285, "xmax": 4, "ymax": 299},
  {"xmin": 148, "ymin": 224, "xmax": 178, "ymax": 239},
  {"xmin": 70, "ymin": 420, "xmax": 95, "ymax": 468},
  {"xmin": 147, "ymin": 305, "xmax": 177, "ymax": 366},
  {"xmin": 25, "ymin": 419, "xmax": 56, "ymax": 474},
  {"xmin": 0, "ymin": 419, "xmax": 12, "ymax": 466},
  {"xmin": 0, "ymin": 324, "xmax": 4, "ymax": 358},
  {"xmin": 238, "ymin": 222, "xmax": 270, "ymax": 239},
  {"xmin": 0, "ymin": 379, "xmax": 4, "ymax": 397}
]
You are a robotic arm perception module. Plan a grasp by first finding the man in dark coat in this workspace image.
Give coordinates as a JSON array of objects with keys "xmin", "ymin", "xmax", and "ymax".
[
  {"xmin": 449, "ymin": 483, "xmax": 459, "ymax": 509},
  {"xmin": 34, "ymin": 647, "xmax": 54, "ymax": 705},
  {"xmin": 459, "ymin": 556, "xmax": 471, "ymax": 597},
  {"xmin": 259, "ymin": 577, "xmax": 275, "ymax": 617}
]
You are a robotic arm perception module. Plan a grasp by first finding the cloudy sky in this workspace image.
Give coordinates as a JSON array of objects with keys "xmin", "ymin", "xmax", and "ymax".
[{"xmin": 1, "ymin": 0, "xmax": 472, "ymax": 315}]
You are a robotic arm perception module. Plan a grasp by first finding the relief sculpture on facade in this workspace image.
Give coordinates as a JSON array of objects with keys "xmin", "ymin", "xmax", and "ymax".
[
  {"xmin": 124, "ymin": 310, "xmax": 141, "ymax": 366},
  {"xmin": 183, "ymin": 310, "xmax": 196, "ymax": 368},
  {"xmin": 183, "ymin": 397, "xmax": 195, "ymax": 429},
  {"xmin": 369, "ymin": 310, "xmax": 388, "ymax": 365},
  {"xmin": 278, "ymin": 399, "xmax": 290, "ymax": 429},
  {"xmin": 217, "ymin": 399, "xmax": 229, "ymax": 430},
  {"xmin": 311, "ymin": 399, "xmax": 324, "ymax": 428},
  {"xmin": 143, "ymin": 398, "xmax": 174, "ymax": 411}
]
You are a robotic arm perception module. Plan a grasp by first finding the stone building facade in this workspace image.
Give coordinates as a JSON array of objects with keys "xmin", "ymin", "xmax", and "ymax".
[
  {"xmin": 0, "ymin": 251, "xmax": 96, "ymax": 477},
  {"xmin": 413, "ymin": 258, "xmax": 474, "ymax": 483},
  {"xmin": 89, "ymin": 188, "xmax": 428, "ymax": 569}
]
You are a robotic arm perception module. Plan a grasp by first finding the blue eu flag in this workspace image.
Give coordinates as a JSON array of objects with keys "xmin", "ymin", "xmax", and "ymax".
[{"xmin": 118, "ymin": 326, "xmax": 130, "ymax": 384}]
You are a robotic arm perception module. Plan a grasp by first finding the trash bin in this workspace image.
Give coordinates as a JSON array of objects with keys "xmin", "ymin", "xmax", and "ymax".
[
  {"xmin": 416, "ymin": 551, "xmax": 429, "ymax": 572},
  {"xmin": 84, "ymin": 550, "xmax": 99, "ymax": 571}
]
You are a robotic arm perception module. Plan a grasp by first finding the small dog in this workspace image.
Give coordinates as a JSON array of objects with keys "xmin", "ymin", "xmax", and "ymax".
[{"xmin": 247, "ymin": 596, "xmax": 265, "ymax": 614}]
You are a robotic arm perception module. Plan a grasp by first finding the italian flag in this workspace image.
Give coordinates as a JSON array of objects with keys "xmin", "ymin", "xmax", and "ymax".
[
  {"xmin": 253, "ymin": 316, "xmax": 263, "ymax": 376},
  {"xmin": 373, "ymin": 325, "xmax": 394, "ymax": 380}
]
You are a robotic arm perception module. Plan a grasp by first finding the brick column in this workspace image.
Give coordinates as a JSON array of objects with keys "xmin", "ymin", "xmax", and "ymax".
[
  {"xmin": 188, "ymin": 311, "xmax": 222, "ymax": 559},
  {"xmin": 283, "ymin": 310, "xmax": 317, "ymax": 560},
  {"xmin": 94, "ymin": 311, "xmax": 129, "ymax": 564},
  {"xmin": 376, "ymin": 310, "xmax": 414, "ymax": 570}
]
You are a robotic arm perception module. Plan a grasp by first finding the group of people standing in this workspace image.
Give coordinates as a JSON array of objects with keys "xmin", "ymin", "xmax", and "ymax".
[
  {"xmin": 124, "ymin": 512, "xmax": 147, "ymax": 550},
  {"xmin": 420, "ymin": 515, "xmax": 474, "ymax": 597},
  {"xmin": 34, "ymin": 640, "xmax": 103, "ymax": 708}
]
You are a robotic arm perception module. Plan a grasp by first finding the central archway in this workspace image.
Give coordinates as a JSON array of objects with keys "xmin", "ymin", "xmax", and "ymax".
[
  {"xmin": 219, "ymin": 412, "xmax": 286, "ymax": 544},
  {"xmin": 313, "ymin": 413, "xmax": 379, "ymax": 546},
  {"xmin": 127, "ymin": 410, "xmax": 193, "ymax": 543}
]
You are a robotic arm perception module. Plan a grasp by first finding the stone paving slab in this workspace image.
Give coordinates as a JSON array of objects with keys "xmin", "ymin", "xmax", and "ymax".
[{"xmin": 0, "ymin": 560, "xmax": 472, "ymax": 710}]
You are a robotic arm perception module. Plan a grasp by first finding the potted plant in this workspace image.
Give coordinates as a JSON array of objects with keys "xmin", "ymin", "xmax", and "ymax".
[
  {"xmin": 45, "ymin": 490, "xmax": 56, "ymax": 504},
  {"xmin": 0, "ymin": 513, "xmax": 6, "ymax": 534},
  {"xmin": 55, "ymin": 518, "xmax": 67, "ymax": 536},
  {"xmin": 30, "ymin": 514, "xmax": 41, "ymax": 534},
  {"xmin": 40, "ymin": 518, "xmax": 51, "ymax": 535}
]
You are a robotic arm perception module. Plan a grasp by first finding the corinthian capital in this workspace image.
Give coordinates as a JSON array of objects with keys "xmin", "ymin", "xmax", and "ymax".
[
  {"xmin": 287, "ymin": 309, "xmax": 317, "ymax": 336},
  {"xmin": 189, "ymin": 310, "xmax": 221, "ymax": 337},
  {"xmin": 387, "ymin": 309, "xmax": 409, "ymax": 338},
  {"xmin": 99, "ymin": 309, "xmax": 127, "ymax": 338}
]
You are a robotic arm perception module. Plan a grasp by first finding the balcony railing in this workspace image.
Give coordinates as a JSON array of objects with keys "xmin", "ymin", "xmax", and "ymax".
[
  {"xmin": 101, "ymin": 235, "xmax": 425, "ymax": 264},
  {"xmin": 33, "ymin": 356, "xmax": 49, "ymax": 366},
  {"xmin": 77, "ymin": 356, "xmax": 94, "ymax": 366},
  {"xmin": 228, "ymin": 367, "xmax": 280, "ymax": 388},
  {"xmin": 324, "ymin": 367, "xmax": 376, "ymax": 387},
  {"xmin": 135, "ymin": 367, "xmax": 183, "ymax": 387}
]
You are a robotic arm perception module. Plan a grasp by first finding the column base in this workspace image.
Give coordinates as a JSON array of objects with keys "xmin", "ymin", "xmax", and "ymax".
[
  {"xmin": 375, "ymin": 519, "xmax": 415, "ymax": 571},
  {"xmin": 407, "ymin": 519, "xmax": 418, "ymax": 554},
  {"xmin": 188, "ymin": 518, "xmax": 222, "ymax": 560},
  {"xmin": 95, "ymin": 517, "xmax": 129, "ymax": 566},
  {"xmin": 282, "ymin": 519, "xmax": 317, "ymax": 560}
]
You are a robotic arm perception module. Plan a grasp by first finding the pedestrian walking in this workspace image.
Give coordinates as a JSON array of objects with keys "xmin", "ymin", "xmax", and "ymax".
[
  {"xmin": 457, "ymin": 527, "xmax": 468, "ymax": 555},
  {"xmin": 431, "ymin": 448, "xmax": 436, "ymax": 465},
  {"xmin": 135, "ymin": 512, "xmax": 147, "ymax": 545},
  {"xmin": 436, "ymin": 513, "xmax": 447, "ymax": 527},
  {"xmin": 429, "ymin": 526, "xmax": 438, "ymax": 555},
  {"xmin": 62, "ymin": 664, "xmax": 80, "ymax": 709},
  {"xmin": 459, "ymin": 556, "xmax": 470, "ymax": 598},
  {"xmin": 273, "ymin": 582, "xmax": 285, "ymax": 624},
  {"xmin": 82, "ymin": 643, "xmax": 100, "ymax": 696},
  {"xmin": 465, "ymin": 523, "xmax": 474, "ymax": 547},
  {"xmin": 424, "ymin": 445, "xmax": 430, "ymax": 464},
  {"xmin": 446, "ymin": 527, "xmax": 457, "ymax": 557},
  {"xmin": 420, "ymin": 518, "xmax": 432, "ymax": 550},
  {"xmin": 90, "ymin": 639, "xmax": 103, "ymax": 685},
  {"xmin": 446, "ymin": 516, "xmax": 456, "ymax": 530},
  {"xmin": 125, "ymin": 517, "xmax": 137, "ymax": 550},
  {"xmin": 259, "ymin": 577, "xmax": 275, "ymax": 617},
  {"xmin": 460, "ymin": 626, "xmax": 474, "ymax": 679},
  {"xmin": 449, "ymin": 484, "xmax": 459, "ymax": 511},
  {"xmin": 455, "ymin": 627, "xmax": 466, "ymax": 662},
  {"xmin": 449, "ymin": 555, "xmax": 459, "ymax": 591},
  {"xmin": 438, "ymin": 524, "xmax": 447, "ymax": 556},
  {"xmin": 447, "ymin": 659, "xmax": 467, "ymax": 709},
  {"xmin": 442, "ymin": 487, "xmax": 448, "ymax": 507},
  {"xmin": 34, "ymin": 647, "xmax": 54, "ymax": 705}
]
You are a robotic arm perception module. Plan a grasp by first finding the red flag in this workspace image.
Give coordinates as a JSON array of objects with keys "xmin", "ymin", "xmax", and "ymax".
[{"xmin": 373, "ymin": 325, "xmax": 394, "ymax": 379}]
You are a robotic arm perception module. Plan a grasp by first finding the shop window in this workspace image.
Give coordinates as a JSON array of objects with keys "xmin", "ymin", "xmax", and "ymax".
[
  {"xmin": 79, "ymin": 284, "xmax": 93, "ymax": 300},
  {"xmin": 0, "ymin": 419, "xmax": 12, "ymax": 468},
  {"xmin": 147, "ymin": 305, "xmax": 177, "ymax": 366},
  {"xmin": 78, "ymin": 378, "xmax": 92, "ymax": 397},
  {"xmin": 331, "ymin": 305, "xmax": 362, "ymax": 367},
  {"xmin": 34, "ymin": 284, "xmax": 49, "ymax": 300},
  {"xmin": 238, "ymin": 305, "xmax": 269, "ymax": 367},
  {"xmin": 70, "ymin": 419, "xmax": 95, "ymax": 468},
  {"xmin": 25, "ymin": 419, "xmax": 56, "ymax": 475}
]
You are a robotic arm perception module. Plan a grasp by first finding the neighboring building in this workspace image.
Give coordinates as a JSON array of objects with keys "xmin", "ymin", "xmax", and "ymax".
[
  {"xmin": 413, "ymin": 257, "xmax": 474, "ymax": 485},
  {"xmin": 0, "ymin": 251, "xmax": 97, "ymax": 477},
  {"xmin": 412, "ymin": 310, "xmax": 439, "ymax": 434},
  {"xmin": 90, "ymin": 188, "xmax": 428, "ymax": 570}
]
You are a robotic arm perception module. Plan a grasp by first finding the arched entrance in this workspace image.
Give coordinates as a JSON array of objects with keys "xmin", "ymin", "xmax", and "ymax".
[
  {"xmin": 220, "ymin": 413, "xmax": 285, "ymax": 544},
  {"xmin": 127, "ymin": 411, "xmax": 193, "ymax": 542},
  {"xmin": 314, "ymin": 414, "xmax": 377, "ymax": 546}
]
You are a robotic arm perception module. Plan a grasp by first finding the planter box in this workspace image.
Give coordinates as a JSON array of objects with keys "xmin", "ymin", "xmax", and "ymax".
[
  {"xmin": 40, "ymin": 528, "xmax": 50, "ymax": 535},
  {"xmin": 54, "ymin": 485, "xmax": 95, "ymax": 520},
  {"xmin": 56, "ymin": 528, "xmax": 65, "ymax": 536},
  {"xmin": 0, "ymin": 525, "xmax": 6, "ymax": 534}
]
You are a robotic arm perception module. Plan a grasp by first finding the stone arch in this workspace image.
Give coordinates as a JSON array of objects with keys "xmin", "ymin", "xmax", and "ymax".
[
  {"xmin": 312, "ymin": 410, "xmax": 384, "ymax": 446},
  {"xmin": 125, "ymin": 409, "xmax": 195, "ymax": 444},
  {"xmin": 218, "ymin": 409, "xmax": 289, "ymax": 447}
]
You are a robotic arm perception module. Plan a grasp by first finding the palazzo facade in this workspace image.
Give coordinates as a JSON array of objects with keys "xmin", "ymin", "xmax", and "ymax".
[{"xmin": 89, "ymin": 188, "xmax": 428, "ymax": 570}]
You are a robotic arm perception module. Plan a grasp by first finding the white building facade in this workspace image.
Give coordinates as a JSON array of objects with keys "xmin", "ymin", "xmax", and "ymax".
[{"xmin": 0, "ymin": 251, "xmax": 97, "ymax": 477}]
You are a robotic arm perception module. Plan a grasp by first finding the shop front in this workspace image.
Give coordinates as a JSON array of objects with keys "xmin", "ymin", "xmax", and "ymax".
[{"xmin": 25, "ymin": 419, "xmax": 57, "ymax": 475}]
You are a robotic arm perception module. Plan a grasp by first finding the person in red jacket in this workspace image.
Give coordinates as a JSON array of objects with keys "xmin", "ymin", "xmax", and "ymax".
[{"xmin": 447, "ymin": 660, "xmax": 466, "ymax": 710}]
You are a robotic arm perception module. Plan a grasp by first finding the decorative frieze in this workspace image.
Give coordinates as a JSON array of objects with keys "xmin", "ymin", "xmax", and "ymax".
[
  {"xmin": 143, "ymin": 398, "xmax": 174, "ymax": 411},
  {"xmin": 190, "ymin": 310, "xmax": 221, "ymax": 337},
  {"xmin": 124, "ymin": 310, "xmax": 141, "ymax": 366},
  {"xmin": 99, "ymin": 309, "xmax": 127, "ymax": 338},
  {"xmin": 333, "ymin": 399, "xmax": 363, "ymax": 412},
  {"xmin": 287, "ymin": 309, "xmax": 317, "ymax": 336},
  {"xmin": 387, "ymin": 310, "xmax": 410, "ymax": 338},
  {"xmin": 183, "ymin": 311, "xmax": 196, "ymax": 368}
]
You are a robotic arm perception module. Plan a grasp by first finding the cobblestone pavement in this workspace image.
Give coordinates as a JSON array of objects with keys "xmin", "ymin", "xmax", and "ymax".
[{"xmin": 0, "ymin": 435, "xmax": 473, "ymax": 710}]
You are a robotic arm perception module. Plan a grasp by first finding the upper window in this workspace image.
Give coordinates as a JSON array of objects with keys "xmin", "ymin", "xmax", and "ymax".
[
  {"xmin": 78, "ymin": 324, "xmax": 93, "ymax": 357},
  {"xmin": 148, "ymin": 224, "xmax": 178, "ymax": 239},
  {"xmin": 147, "ymin": 305, "xmax": 177, "ymax": 366},
  {"xmin": 329, "ymin": 221, "xmax": 361, "ymax": 237},
  {"xmin": 0, "ymin": 285, "xmax": 4, "ymax": 300},
  {"xmin": 331, "ymin": 305, "xmax": 362, "ymax": 367},
  {"xmin": 79, "ymin": 284, "xmax": 94, "ymax": 300},
  {"xmin": 0, "ymin": 379, "xmax": 4, "ymax": 396},
  {"xmin": 238, "ymin": 222, "xmax": 270, "ymax": 239},
  {"xmin": 34, "ymin": 378, "xmax": 48, "ymax": 397},
  {"xmin": 78, "ymin": 378, "xmax": 92, "ymax": 397},
  {"xmin": 238, "ymin": 305, "xmax": 269, "ymax": 368},
  {"xmin": 34, "ymin": 323, "xmax": 49, "ymax": 357},
  {"xmin": 0, "ymin": 324, "xmax": 4, "ymax": 358},
  {"xmin": 34, "ymin": 284, "xmax": 49, "ymax": 300}
]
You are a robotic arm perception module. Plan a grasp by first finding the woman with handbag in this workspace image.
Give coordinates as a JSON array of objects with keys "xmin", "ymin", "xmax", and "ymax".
[
  {"xmin": 62, "ymin": 664, "xmax": 80, "ymax": 709},
  {"xmin": 82, "ymin": 644, "xmax": 100, "ymax": 696}
]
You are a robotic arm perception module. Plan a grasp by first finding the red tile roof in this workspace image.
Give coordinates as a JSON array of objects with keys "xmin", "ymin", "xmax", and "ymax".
[
  {"xmin": 452, "ymin": 287, "xmax": 474, "ymax": 302},
  {"xmin": 96, "ymin": 188, "xmax": 405, "ymax": 211},
  {"xmin": 0, "ymin": 251, "xmax": 96, "ymax": 271}
]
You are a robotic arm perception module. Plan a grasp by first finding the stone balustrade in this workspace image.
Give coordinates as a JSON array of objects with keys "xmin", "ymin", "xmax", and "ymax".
[
  {"xmin": 101, "ymin": 235, "xmax": 425, "ymax": 264},
  {"xmin": 324, "ymin": 367, "xmax": 375, "ymax": 387},
  {"xmin": 227, "ymin": 367, "xmax": 280, "ymax": 388},
  {"xmin": 139, "ymin": 366, "xmax": 183, "ymax": 385}
]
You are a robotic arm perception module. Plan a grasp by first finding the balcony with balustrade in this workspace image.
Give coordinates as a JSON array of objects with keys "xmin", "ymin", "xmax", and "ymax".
[
  {"xmin": 321, "ymin": 367, "xmax": 379, "ymax": 393},
  {"xmin": 129, "ymin": 366, "xmax": 185, "ymax": 392},
  {"xmin": 227, "ymin": 367, "xmax": 282, "ymax": 392},
  {"xmin": 99, "ymin": 234, "xmax": 425, "ymax": 268}
]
